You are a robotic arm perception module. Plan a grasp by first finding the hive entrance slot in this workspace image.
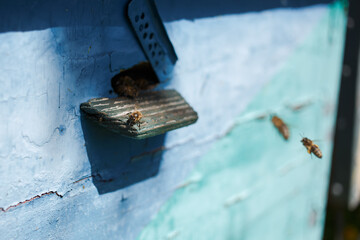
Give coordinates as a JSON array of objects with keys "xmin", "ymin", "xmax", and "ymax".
[{"xmin": 111, "ymin": 62, "xmax": 159, "ymax": 98}]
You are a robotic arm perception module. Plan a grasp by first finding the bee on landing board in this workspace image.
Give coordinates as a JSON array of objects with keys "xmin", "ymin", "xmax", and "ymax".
[
  {"xmin": 301, "ymin": 137, "xmax": 322, "ymax": 159},
  {"xmin": 271, "ymin": 115, "xmax": 290, "ymax": 140},
  {"xmin": 126, "ymin": 110, "xmax": 143, "ymax": 128}
]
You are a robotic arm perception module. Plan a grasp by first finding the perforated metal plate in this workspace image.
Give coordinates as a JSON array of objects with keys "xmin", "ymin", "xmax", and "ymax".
[
  {"xmin": 80, "ymin": 90, "xmax": 198, "ymax": 139},
  {"xmin": 128, "ymin": 0, "xmax": 177, "ymax": 83}
]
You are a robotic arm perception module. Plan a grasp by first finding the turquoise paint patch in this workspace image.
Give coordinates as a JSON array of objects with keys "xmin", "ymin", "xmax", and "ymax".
[{"xmin": 138, "ymin": 3, "xmax": 346, "ymax": 240}]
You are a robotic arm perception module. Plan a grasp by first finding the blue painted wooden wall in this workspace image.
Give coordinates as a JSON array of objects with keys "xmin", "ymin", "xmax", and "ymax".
[{"xmin": 0, "ymin": 1, "xmax": 345, "ymax": 239}]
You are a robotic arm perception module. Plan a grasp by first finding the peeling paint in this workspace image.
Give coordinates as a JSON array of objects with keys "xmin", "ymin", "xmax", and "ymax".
[
  {"xmin": 137, "ymin": 3, "xmax": 346, "ymax": 239},
  {"xmin": 0, "ymin": 3, "xmax": 342, "ymax": 240},
  {"xmin": 224, "ymin": 190, "xmax": 251, "ymax": 208},
  {"xmin": 0, "ymin": 191, "xmax": 64, "ymax": 213}
]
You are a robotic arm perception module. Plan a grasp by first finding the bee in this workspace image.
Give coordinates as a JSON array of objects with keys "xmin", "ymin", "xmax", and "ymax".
[
  {"xmin": 271, "ymin": 115, "xmax": 290, "ymax": 140},
  {"xmin": 301, "ymin": 137, "xmax": 322, "ymax": 158},
  {"xmin": 126, "ymin": 110, "xmax": 143, "ymax": 128}
]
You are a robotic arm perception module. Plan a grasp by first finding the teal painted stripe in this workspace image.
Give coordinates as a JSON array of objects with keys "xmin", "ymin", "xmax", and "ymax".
[{"xmin": 138, "ymin": 3, "xmax": 346, "ymax": 240}]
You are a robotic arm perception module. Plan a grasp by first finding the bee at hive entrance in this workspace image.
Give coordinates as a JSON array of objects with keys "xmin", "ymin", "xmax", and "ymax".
[{"xmin": 126, "ymin": 111, "xmax": 143, "ymax": 129}]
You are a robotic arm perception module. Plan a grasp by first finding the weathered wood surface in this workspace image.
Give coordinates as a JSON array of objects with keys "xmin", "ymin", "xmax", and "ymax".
[
  {"xmin": 0, "ymin": 2, "xmax": 344, "ymax": 240},
  {"xmin": 80, "ymin": 90, "xmax": 198, "ymax": 139}
]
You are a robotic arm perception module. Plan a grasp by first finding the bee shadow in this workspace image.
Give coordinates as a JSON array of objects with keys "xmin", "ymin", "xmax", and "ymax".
[{"xmin": 80, "ymin": 113, "xmax": 165, "ymax": 194}]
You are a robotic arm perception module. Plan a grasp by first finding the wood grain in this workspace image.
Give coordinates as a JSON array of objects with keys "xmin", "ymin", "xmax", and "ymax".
[{"xmin": 80, "ymin": 90, "xmax": 198, "ymax": 139}]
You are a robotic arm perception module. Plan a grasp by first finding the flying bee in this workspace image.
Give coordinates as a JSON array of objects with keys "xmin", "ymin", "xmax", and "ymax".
[
  {"xmin": 126, "ymin": 110, "xmax": 143, "ymax": 128},
  {"xmin": 271, "ymin": 115, "xmax": 290, "ymax": 140},
  {"xmin": 301, "ymin": 137, "xmax": 322, "ymax": 158}
]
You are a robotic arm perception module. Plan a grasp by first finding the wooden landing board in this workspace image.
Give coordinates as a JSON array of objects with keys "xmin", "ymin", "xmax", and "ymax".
[{"xmin": 80, "ymin": 90, "xmax": 198, "ymax": 139}]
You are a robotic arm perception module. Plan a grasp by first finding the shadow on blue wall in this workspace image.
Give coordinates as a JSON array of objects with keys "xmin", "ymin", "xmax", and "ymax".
[{"xmin": 81, "ymin": 114, "xmax": 165, "ymax": 194}]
